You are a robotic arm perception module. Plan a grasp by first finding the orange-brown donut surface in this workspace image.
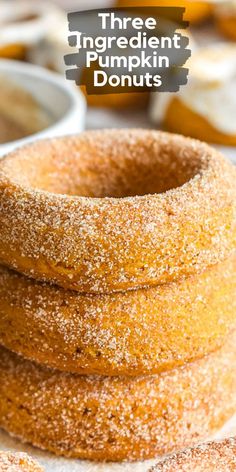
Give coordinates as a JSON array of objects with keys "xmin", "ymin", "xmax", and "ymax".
[
  {"xmin": 150, "ymin": 437, "xmax": 236, "ymax": 471},
  {"xmin": 0, "ymin": 334, "xmax": 236, "ymax": 462},
  {"xmin": 0, "ymin": 452, "xmax": 43, "ymax": 471},
  {"xmin": 216, "ymin": 15, "xmax": 236, "ymax": 41},
  {"xmin": 215, "ymin": 2, "xmax": 236, "ymax": 42},
  {"xmin": 0, "ymin": 257, "xmax": 235, "ymax": 375},
  {"xmin": 163, "ymin": 96, "xmax": 236, "ymax": 146},
  {"xmin": 0, "ymin": 130, "xmax": 235, "ymax": 293},
  {"xmin": 0, "ymin": 44, "xmax": 27, "ymax": 60},
  {"xmin": 116, "ymin": 1, "xmax": 212, "ymax": 24}
]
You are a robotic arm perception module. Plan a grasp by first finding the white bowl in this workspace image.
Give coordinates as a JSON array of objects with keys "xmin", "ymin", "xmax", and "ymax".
[{"xmin": 0, "ymin": 59, "xmax": 86, "ymax": 157}]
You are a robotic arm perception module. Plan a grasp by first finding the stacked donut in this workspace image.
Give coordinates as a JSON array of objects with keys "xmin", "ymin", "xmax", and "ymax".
[
  {"xmin": 0, "ymin": 129, "xmax": 235, "ymax": 462},
  {"xmin": 0, "ymin": 452, "xmax": 43, "ymax": 472}
]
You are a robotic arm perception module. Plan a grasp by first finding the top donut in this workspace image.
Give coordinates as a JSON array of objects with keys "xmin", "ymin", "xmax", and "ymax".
[{"xmin": 0, "ymin": 129, "xmax": 235, "ymax": 293}]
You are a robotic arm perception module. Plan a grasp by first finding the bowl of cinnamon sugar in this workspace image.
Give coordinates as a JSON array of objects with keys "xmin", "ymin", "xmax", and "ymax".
[{"xmin": 0, "ymin": 59, "xmax": 86, "ymax": 157}]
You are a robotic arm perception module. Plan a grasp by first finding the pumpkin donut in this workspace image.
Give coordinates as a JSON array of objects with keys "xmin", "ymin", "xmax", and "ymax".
[
  {"xmin": 150, "ymin": 437, "xmax": 236, "ymax": 471},
  {"xmin": 215, "ymin": 2, "xmax": 236, "ymax": 41},
  {"xmin": 116, "ymin": 1, "xmax": 212, "ymax": 25},
  {"xmin": 83, "ymin": 88, "xmax": 149, "ymax": 109},
  {"xmin": 151, "ymin": 45, "xmax": 236, "ymax": 146},
  {"xmin": 0, "ymin": 334, "xmax": 236, "ymax": 462},
  {"xmin": 0, "ymin": 257, "xmax": 236, "ymax": 376},
  {"xmin": 0, "ymin": 451, "xmax": 43, "ymax": 471},
  {"xmin": 0, "ymin": 130, "xmax": 235, "ymax": 293},
  {"xmin": 0, "ymin": 44, "xmax": 27, "ymax": 61},
  {"xmin": 162, "ymin": 96, "xmax": 236, "ymax": 147},
  {"xmin": 0, "ymin": 1, "xmax": 64, "ymax": 61}
]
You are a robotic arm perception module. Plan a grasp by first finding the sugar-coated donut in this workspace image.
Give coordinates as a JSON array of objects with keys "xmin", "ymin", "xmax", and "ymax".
[
  {"xmin": 0, "ymin": 257, "xmax": 235, "ymax": 375},
  {"xmin": 163, "ymin": 96, "xmax": 236, "ymax": 146},
  {"xmin": 216, "ymin": 16, "xmax": 236, "ymax": 41},
  {"xmin": 0, "ymin": 44, "xmax": 27, "ymax": 60},
  {"xmin": 0, "ymin": 130, "xmax": 235, "ymax": 293},
  {"xmin": 0, "ymin": 451, "xmax": 43, "ymax": 471},
  {"xmin": 83, "ymin": 89, "xmax": 149, "ymax": 109},
  {"xmin": 150, "ymin": 437, "xmax": 236, "ymax": 471},
  {"xmin": 151, "ymin": 45, "xmax": 236, "ymax": 146},
  {"xmin": 215, "ymin": 2, "xmax": 236, "ymax": 41},
  {"xmin": 0, "ymin": 334, "xmax": 236, "ymax": 462},
  {"xmin": 116, "ymin": 1, "xmax": 212, "ymax": 24}
]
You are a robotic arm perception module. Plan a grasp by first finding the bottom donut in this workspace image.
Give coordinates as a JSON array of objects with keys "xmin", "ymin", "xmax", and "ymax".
[
  {"xmin": 0, "ymin": 451, "xmax": 43, "ymax": 471},
  {"xmin": 0, "ymin": 335, "xmax": 236, "ymax": 462}
]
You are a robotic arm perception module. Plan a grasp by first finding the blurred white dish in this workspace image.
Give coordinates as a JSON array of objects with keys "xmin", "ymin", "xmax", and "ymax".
[{"xmin": 0, "ymin": 59, "xmax": 86, "ymax": 157}]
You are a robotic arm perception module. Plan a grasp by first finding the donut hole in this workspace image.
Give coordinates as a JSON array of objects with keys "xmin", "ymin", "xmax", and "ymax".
[{"xmin": 2, "ymin": 131, "xmax": 207, "ymax": 198}]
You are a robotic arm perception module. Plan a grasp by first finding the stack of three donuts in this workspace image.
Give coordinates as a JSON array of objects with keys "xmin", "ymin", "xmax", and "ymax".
[{"xmin": 0, "ymin": 129, "xmax": 235, "ymax": 461}]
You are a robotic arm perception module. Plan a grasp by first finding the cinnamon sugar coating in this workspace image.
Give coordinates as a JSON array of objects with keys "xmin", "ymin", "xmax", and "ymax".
[
  {"xmin": 0, "ymin": 334, "xmax": 236, "ymax": 462},
  {"xmin": 0, "ymin": 130, "xmax": 235, "ymax": 293},
  {"xmin": 0, "ymin": 452, "xmax": 43, "ymax": 471},
  {"xmin": 150, "ymin": 437, "xmax": 236, "ymax": 471},
  {"xmin": 0, "ymin": 257, "xmax": 235, "ymax": 375}
]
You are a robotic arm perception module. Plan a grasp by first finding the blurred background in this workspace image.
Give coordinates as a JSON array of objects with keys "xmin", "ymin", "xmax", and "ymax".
[{"xmin": 0, "ymin": 0, "xmax": 235, "ymax": 162}]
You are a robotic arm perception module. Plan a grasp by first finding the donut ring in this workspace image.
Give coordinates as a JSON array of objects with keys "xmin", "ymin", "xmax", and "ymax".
[
  {"xmin": 163, "ymin": 96, "xmax": 236, "ymax": 146},
  {"xmin": 0, "ymin": 335, "xmax": 236, "ymax": 462},
  {"xmin": 0, "ymin": 130, "xmax": 235, "ymax": 293},
  {"xmin": 0, "ymin": 451, "xmax": 43, "ymax": 471},
  {"xmin": 0, "ymin": 44, "xmax": 27, "ymax": 61},
  {"xmin": 215, "ymin": 15, "xmax": 236, "ymax": 42},
  {"xmin": 0, "ymin": 257, "xmax": 236, "ymax": 375},
  {"xmin": 150, "ymin": 437, "xmax": 236, "ymax": 471}
]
